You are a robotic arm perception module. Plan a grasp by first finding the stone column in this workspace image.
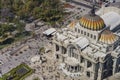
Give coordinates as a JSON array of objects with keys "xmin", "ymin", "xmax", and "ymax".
[
  {"xmin": 53, "ymin": 43, "xmax": 56, "ymax": 53},
  {"xmin": 69, "ymin": 65, "xmax": 70, "ymax": 72},
  {"xmin": 69, "ymin": 51, "xmax": 71, "ymax": 57},
  {"xmin": 62, "ymin": 56, "xmax": 65, "ymax": 62},
  {"xmin": 78, "ymin": 65, "xmax": 79, "ymax": 72},
  {"xmin": 72, "ymin": 52, "xmax": 73, "ymax": 57},
  {"xmin": 72, "ymin": 66, "xmax": 75, "ymax": 72},
  {"xmin": 69, "ymin": 65, "xmax": 71, "ymax": 72},
  {"xmin": 113, "ymin": 58, "xmax": 117, "ymax": 75},
  {"xmin": 53, "ymin": 43, "xmax": 56, "ymax": 59},
  {"xmin": 97, "ymin": 63, "xmax": 103, "ymax": 80},
  {"xmin": 79, "ymin": 55, "xmax": 81, "ymax": 63},
  {"xmin": 79, "ymin": 65, "xmax": 81, "ymax": 72},
  {"xmin": 67, "ymin": 65, "xmax": 69, "ymax": 71},
  {"xmin": 91, "ymin": 63, "xmax": 95, "ymax": 80},
  {"xmin": 59, "ymin": 46, "xmax": 63, "ymax": 62},
  {"xmin": 59, "ymin": 46, "xmax": 62, "ymax": 54},
  {"xmin": 74, "ymin": 53, "xmax": 75, "ymax": 58},
  {"xmin": 70, "ymin": 66, "xmax": 72, "ymax": 72},
  {"xmin": 77, "ymin": 65, "xmax": 78, "ymax": 72},
  {"xmin": 76, "ymin": 54, "xmax": 78, "ymax": 59},
  {"xmin": 83, "ymin": 59, "xmax": 87, "ymax": 75}
]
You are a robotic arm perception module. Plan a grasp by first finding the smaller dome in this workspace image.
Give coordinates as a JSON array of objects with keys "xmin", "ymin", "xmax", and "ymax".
[
  {"xmin": 99, "ymin": 30, "xmax": 118, "ymax": 44},
  {"xmin": 69, "ymin": 21, "xmax": 76, "ymax": 29}
]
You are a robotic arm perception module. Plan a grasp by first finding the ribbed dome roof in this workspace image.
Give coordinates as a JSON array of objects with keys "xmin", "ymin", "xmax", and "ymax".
[
  {"xmin": 69, "ymin": 21, "xmax": 76, "ymax": 29},
  {"xmin": 80, "ymin": 14, "xmax": 105, "ymax": 31},
  {"xmin": 99, "ymin": 30, "xmax": 118, "ymax": 44}
]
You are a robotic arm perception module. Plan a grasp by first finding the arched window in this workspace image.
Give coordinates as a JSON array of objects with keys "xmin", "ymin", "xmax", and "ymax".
[
  {"xmin": 81, "ymin": 30, "xmax": 83, "ymax": 34},
  {"xmin": 56, "ymin": 44, "xmax": 59, "ymax": 51},
  {"xmin": 86, "ymin": 71, "xmax": 90, "ymax": 77},
  {"xmin": 84, "ymin": 31, "xmax": 86, "ymax": 35},
  {"xmin": 87, "ymin": 61, "xmax": 92, "ymax": 68},
  {"xmin": 75, "ymin": 28, "xmax": 77, "ymax": 32},
  {"xmin": 56, "ymin": 54, "xmax": 59, "ymax": 59},
  {"xmin": 62, "ymin": 46, "xmax": 66, "ymax": 54},
  {"xmin": 91, "ymin": 34, "xmax": 93, "ymax": 38},
  {"xmin": 87, "ymin": 33, "xmax": 89, "ymax": 37},
  {"xmin": 94, "ymin": 35, "xmax": 96, "ymax": 39},
  {"xmin": 80, "ymin": 56, "xmax": 84, "ymax": 63}
]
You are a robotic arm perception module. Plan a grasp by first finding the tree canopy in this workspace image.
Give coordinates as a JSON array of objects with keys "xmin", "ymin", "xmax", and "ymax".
[{"xmin": 0, "ymin": 0, "xmax": 65, "ymax": 24}]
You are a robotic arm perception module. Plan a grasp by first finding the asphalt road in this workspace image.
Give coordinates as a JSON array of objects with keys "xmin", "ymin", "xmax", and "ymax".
[{"xmin": 71, "ymin": 0, "xmax": 93, "ymax": 9}]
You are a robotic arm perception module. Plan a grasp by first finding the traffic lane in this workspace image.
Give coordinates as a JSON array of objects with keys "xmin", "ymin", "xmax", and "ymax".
[{"xmin": 71, "ymin": 0, "xmax": 92, "ymax": 9}]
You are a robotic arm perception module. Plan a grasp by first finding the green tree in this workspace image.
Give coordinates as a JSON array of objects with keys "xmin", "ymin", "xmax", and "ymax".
[
  {"xmin": 39, "ymin": 0, "xmax": 64, "ymax": 24},
  {"xmin": 1, "ymin": 0, "xmax": 65, "ymax": 25}
]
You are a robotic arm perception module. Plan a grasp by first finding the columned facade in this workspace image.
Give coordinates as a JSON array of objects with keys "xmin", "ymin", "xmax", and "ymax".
[{"xmin": 52, "ymin": 5, "xmax": 120, "ymax": 80}]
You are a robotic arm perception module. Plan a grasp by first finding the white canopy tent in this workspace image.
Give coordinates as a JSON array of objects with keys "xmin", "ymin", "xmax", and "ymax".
[
  {"xmin": 31, "ymin": 55, "xmax": 40, "ymax": 63},
  {"xmin": 43, "ymin": 28, "xmax": 56, "ymax": 36}
]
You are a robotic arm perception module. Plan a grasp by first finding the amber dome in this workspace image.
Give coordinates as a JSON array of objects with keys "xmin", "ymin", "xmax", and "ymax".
[
  {"xmin": 69, "ymin": 21, "xmax": 76, "ymax": 29},
  {"xmin": 99, "ymin": 30, "xmax": 118, "ymax": 44},
  {"xmin": 80, "ymin": 14, "xmax": 105, "ymax": 31}
]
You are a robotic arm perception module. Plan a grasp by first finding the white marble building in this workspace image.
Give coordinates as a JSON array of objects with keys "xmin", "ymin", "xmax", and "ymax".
[{"xmin": 52, "ymin": 6, "xmax": 120, "ymax": 80}]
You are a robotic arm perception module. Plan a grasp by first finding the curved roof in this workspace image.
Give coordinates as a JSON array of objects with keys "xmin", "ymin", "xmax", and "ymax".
[
  {"xmin": 74, "ymin": 37, "xmax": 89, "ymax": 49},
  {"xmin": 101, "ymin": 12, "xmax": 120, "ymax": 30},
  {"xmin": 99, "ymin": 30, "xmax": 118, "ymax": 44},
  {"xmin": 80, "ymin": 14, "xmax": 105, "ymax": 31}
]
